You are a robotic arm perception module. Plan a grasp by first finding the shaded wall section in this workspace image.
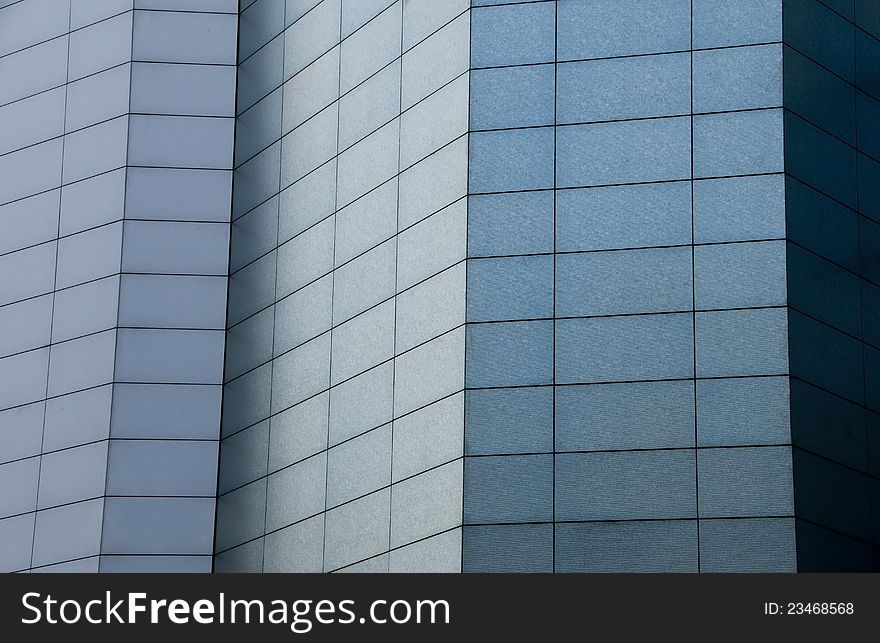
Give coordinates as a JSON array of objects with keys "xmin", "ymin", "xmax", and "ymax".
[{"xmin": 782, "ymin": 0, "xmax": 880, "ymax": 571}]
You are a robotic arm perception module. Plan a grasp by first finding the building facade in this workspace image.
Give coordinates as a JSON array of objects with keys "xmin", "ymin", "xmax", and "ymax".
[
  {"xmin": 0, "ymin": 0, "xmax": 236, "ymax": 572},
  {"xmin": 1, "ymin": 0, "xmax": 879, "ymax": 573}
]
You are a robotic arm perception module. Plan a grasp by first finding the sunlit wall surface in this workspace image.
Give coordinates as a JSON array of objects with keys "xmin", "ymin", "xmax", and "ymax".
[
  {"xmin": 215, "ymin": 0, "xmax": 471, "ymax": 572},
  {"xmin": 0, "ymin": 0, "xmax": 235, "ymax": 573}
]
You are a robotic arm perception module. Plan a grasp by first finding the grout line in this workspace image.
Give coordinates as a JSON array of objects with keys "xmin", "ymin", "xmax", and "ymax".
[
  {"xmin": 470, "ymin": 40, "xmax": 788, "ymax": 71},
  {"xmin": 550, "ymin": 0, "xmax": 558, "ymax": 574},
  {"xmin": 0, "ymin": 59, "xmax": 128, "ymax": 110},
  {"xmin": 210, "ymin": 0, "xmax": 243, "ymax": 574},
  {"xmin": 386, "ymin": 0, "xmax": 405, "ymax": 566},
  {"xmin": 0, "ymin": 436, "xmax": 225, "ymax": 470},
  {"xmin": 459, "ymin": 5, "xmax": 474, "ymax": 573},
  {"xmin": 256, "ymin": 0, "xmax": 286, "ymax": 575},
  {"xmin": 96, "ymin": 4, "xmax": 134, "ymax": 573},
  {"xmin": 28, "ymin": 0, "xmax": 73, "ymax": 571},
  {"xmin": 319, "ymin": 1, "xmax": 345, "ymax": 575},
  {"xmin": 470, "ymin": 105, "xmax": 783, "ymax": 135},
  {"xmin": 0, "ymin": 112, "xmax": 236, "ymax": 164},
  {"xmin": 1, "ymin": 163, "xmax": 231, "ymax": 213},
  {"xmin": 689, "ymin": 0, "xmax": 702, "ymax": 574}
]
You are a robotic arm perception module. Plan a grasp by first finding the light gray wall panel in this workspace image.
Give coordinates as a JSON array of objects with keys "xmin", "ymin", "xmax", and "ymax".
[
  {"xmin": 0, "ymin": 349, "xmax": 49, "ymax": 411},
  {"xmin": 67, "ymin": 12, "xmax": 133, "ymax": 81},
  {"xmin": 0, "ymin": 403, "xmax": 45, "ymax": 465},
  {"xmin": 31, "ymin": 499, "xmax": 104, "ymax": 567},
  {"xmin": 0, "ymin": 37, "xmax": 68, "ymax": 106},
  {"xmin": 43, "ymin": 385, "xmax": 113, "ymax": 452},
  {"xmin": 0, "ymin": 295, "xmax": 53, "ymax": 359},
  {"xmin": 47, "ymin": 330, "xmax": 117, "ymax": 397},
  {"xmin": 70, "ymin": 0, "xmax": 133, "ymax": 30},
  {"xmin": 111, "ymin": 384, "xmax": 222, "ymax": 440},
  {"xmin": 36, "ymin": 441, "xmax": 109, "ymax": 509},
  {"xmin": 131, "ymin": 63, "xmax": 237, "ymax": 116},
  {"xmin": 55, "ymin": 221, "xmax": 123, "ymax": 290},
  {"xmin": 0, "ymin": 0, "xmax": 235, "ymax": 572},
  {"xmin": 101, "ymin": 498, "xmax": 216, "ymax": 554},
  {"xmin": 65, "ymin": 64, "xmax": 131, "ymax": 132},
  {"xmin": 51, "ymin": 275, "xmax": 120, "ymax": 342},
  {"xmin": 0, "ymin": 0, "xmax": 70, "ymax": 58},
  {"xmin": 217, "ymin": 1, "xmax": 468, "ymax": 573},
  {"xmin": 0, "ymin": 191, "xmax": 59, "ymax": 256},
  {"xmin": 132, "ymin": 10, "xmax": 238, "ymax": 64},
  {"xmin": 59, "ymin": 169, "xmax": 126, "ymax": 236},
  {"xmin": 125, "ymin": 168, "xmax": 232, "ymax": 222}
]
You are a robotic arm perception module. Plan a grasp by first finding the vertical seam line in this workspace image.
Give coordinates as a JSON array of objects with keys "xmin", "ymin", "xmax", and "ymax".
[
  {"xmin": 260, "ymin": 2, "xmax": 286, "ymax": 574},
  {"xmin": 461, "ymin": 4, "xmax": 474, "ymax": 573},
  {"xmin": 320, "ymin": 0, "xmax": 344, "ymax": 573},
  {"xmin": 690, "ymin": 0, "xmax": 701, "ymax": 573},
  {"xmin": 211, "ymin": 0, "xmax": 243, "ymax": 574},
  {"xmin": 96, "ymin": 4, "xmax": 134, "ymax": 574},
  {"xmin": 387, "ymin": 0, "xmax": 405, "ymax": 567},
  {"xmin": 30, "ymin": 0, "xmax": 73, "ymax": 572},
  {"xmin": 551, "ymin": 0, "xmax": 558, "ymax": 574}
]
